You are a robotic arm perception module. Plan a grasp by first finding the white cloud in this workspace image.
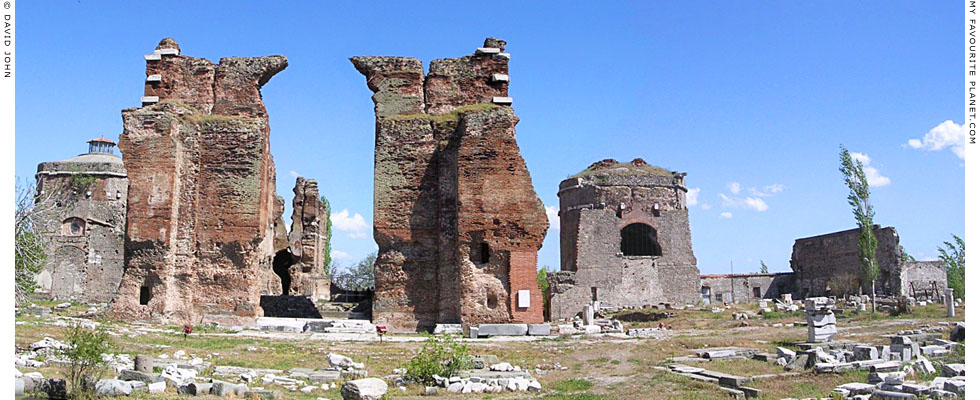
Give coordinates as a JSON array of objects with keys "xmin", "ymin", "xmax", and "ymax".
[
  {"xmin": 743, "ymin": 197, "xmax": 769, "ymax": 212},
  {"xmin": 289, "ymin": 170, "xmax": 300, "ymax": 178},
  {"xmin": 720, "ymin": 193, "xmax": 769, "ymax": 212},
  {"xmin": 545, "ymin": 205, "xmax": 560, "ymax": 231},
  {"xmin": 748, "ymin": 184, "xmax": 785, "ymax": 197},
  {"xmin": 849, "ymin": 152, "xmax": 891, "ymax": 187},
  {"xmin": 906, "ymin": 120, "xmax": 965, "ymax": 159},
  {"xmin": 331, "ymin": 209, "xmax": 369, "ymax": 239},
  {"xmin": 686, "ymin": 188, "xmax": 700, "ymax": 206},
  {"xmin": 719, "ymin": 212, "xmax": 733, "ymax": 219},
  {"xmin": 330, "ymin": 250, "xmax": 351, "ymax": 260},
  {"xmin": 701, "ymin": 203, "xmax": 712, "ymax": 210},
  {"xmin": 727, "ymin": 182, "xmax": 741, "ymax": 195}
]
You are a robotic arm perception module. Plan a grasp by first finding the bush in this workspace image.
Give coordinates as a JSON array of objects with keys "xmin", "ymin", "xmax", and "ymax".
[
  {"xmin": 403, "ymin": 333, "xmax": 470, "ymax": 384},
  {"xmin": 57, "ymin": 322, "xmax": 115, "ymax": 397}
]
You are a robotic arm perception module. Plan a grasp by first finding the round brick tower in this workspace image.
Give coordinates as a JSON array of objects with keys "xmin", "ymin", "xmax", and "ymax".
[{"xmin": 548, "ymin": 158, "xmax": 700, "ymax": 320}]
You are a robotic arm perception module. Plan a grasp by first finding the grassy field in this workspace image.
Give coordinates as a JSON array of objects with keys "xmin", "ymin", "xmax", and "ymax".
[{"xmin": 14, "ymin": 301, "xmax": 965, "ymax": 399}]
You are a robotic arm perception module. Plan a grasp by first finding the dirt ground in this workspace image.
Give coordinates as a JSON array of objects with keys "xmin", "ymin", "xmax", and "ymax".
[{"xmin": 14, "ymin": 300, "xmax": 965, "ymax": 400}]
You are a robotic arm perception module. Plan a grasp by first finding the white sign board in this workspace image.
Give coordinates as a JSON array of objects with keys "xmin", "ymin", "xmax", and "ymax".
[{"xmin": 517, "ymin": 289, "xmax": 530, "ymax": 308}]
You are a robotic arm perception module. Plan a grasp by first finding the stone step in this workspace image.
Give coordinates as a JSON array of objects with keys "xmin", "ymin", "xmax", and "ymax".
[
  {"xmin": 491, "ymin": 74, "xmax": 510, "ymax": 83},
  {"xmin": 144, "ymin": 54, "xmax": 161, "ymax": 61},
  {"xmin": 146, "ymin": 75, "xmax": 162, "ymax": 82},
  {"xmin": 154, "ymin": 48, "xmax": 180, "ymax": 56},
  {"xmin": 141, "ymin": 96, "xmax": 159, "ymax": 104},
  {"xmin": 475, "ymin": 47, "xmax": 501, "ymax": 55}
]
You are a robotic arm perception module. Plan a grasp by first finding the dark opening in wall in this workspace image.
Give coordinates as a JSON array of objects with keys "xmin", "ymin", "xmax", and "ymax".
[
  {"xmin": 487, "ymin": 291, "xmax": 498, "ymax": 309},
  {"xmin": 139, "ymin": 286, "xmax": 150, "ymax": 305},
  {"xmin": 273, "ymin": 249, "xmax": 295, "ymax": 295},
  {"xmin": 753, "ymin": 287, "xmax": 761, "ymax": 298},
  {"xmin": 620, "ymin": 223, "xmax": 662, "ymax": 256},
  {"xmin": 478, "ymin": 243, "xmax": 490, "ymax": 264},
  {"xmin": 591, "ymin": 287, "xmax": 598, "ymax": 302}
]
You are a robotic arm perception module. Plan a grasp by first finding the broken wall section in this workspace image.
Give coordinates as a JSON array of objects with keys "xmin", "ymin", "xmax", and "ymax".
[
  {"xmin": 352, "ymin": 38, "xmax": 548, "ymax": 332},
  {"xmin": 112, "ymin": 38, "xmax": 287, "ymax": 325}
]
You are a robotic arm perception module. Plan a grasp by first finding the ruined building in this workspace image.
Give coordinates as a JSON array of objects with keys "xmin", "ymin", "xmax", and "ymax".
[
  {"xmin": 34, "ymin": 138, "xmax": 128, "ymax": 303},
  {"xmin": 791, "ymin": 226, "xmax": 947, "ymax": 299},
  {"xmin": 699, "ymin": 273, "xmax": 796, "ymax": 304},
  {"xmin": 273, "ymin": 177, "xmax": 330, "ymax": 299},
  {"xmin": 110, "ymin": 39, "xmax": 288, "ymax": 324},
  {"xmin": 352, "ymin": 38, "xmax": 549, "ymax": 332},
  {"xmin": 548, "ymin": 159, "xmax": 702, "ymax": 320}
]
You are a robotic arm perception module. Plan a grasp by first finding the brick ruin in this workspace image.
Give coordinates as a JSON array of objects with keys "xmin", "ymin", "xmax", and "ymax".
[
  {"xmin": 110, "ymin": 39, "xmax": 288, "ymax": 324},
  {"xmin": 547, "ymin": 159, "xmax": 702, "ymax": 320},
  {"xmin": 352, "ymin": 38, "xmax": 549, "ymax": 332},
  {"xmin": 699, "ymin": 273, "xmax": 797, "ymax": 304},
  {"xmin": 34, "ymin": 138, "xmax": 129, "ymax": 303},
  {"xmin": 791, "ymin": 226, "xmax": 947, "ymax": 299},
  {"xmin": 275, "ymin": 177, "xmax": 330, "ymax": 299}
]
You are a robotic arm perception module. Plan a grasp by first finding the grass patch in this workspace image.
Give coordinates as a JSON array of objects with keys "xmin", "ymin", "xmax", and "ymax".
[
  {"xmin": 542, "ymin": 394, "xmax": 609, "ymax": 400},
  {"xmin": 549, "ymin": 378, "xmax": 593, "ymax": 392}
]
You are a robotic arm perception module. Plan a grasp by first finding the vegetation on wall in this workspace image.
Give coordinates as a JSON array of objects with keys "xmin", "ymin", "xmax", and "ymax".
[
  {"xmin": 15, "ymin": 180, "xmax": 50, "ymax": 303},
  {"xmin": 938, "ymin": 234, "xmax": 965, "ymax": 299},
  {"xmin": 321, "ymin": 196, "xmax": 332, "ymax": 275}
]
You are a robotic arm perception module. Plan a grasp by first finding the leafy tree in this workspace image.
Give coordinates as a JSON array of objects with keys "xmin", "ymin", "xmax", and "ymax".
[
  {"xmin": 321, "ymin": 196, "xmax": 332, "ymax": 274},
  {"xmin": 839, "ymin": 146, "xmax": 879, "ymax": 312},
  {"xmin": 537, "ymin": 265, "xmax": 550, "ymax": 295},
  {"xmin": 759, "ymin": 260, "xmax": 769, "ymax": 274},
  {"xmin": 901, "ymin": 250, "xmax": 916, "ymax": 262},
  {"xmin": 938, "ymin": 234, "xmax": 965, "ymax": 299},
  {"xmin": 16, "ymin": 180, "xmax": 53, "ymax": 304},
  {"xmin": 58, "ymin": 322, "xmax": 115, "ymax": 397},
  {"xmin": 332, "ymin": 252, "xmax": 376, "ymax": 291}
]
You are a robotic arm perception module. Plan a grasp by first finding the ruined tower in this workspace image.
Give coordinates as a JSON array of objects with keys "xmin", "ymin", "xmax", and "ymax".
[
  {"xmin": 34, "ymin": 138, "xmax": 128, "ymax": 303},
  {"xmin": 548, "ymin": 159, "xmax": 701, "ymax": 320},
  {"xmin": 352, "ymin": 38, "xmax": 549, "ymax": 332},
  {"xmin": 271, "ymin": 177, "xmax": 330, "ymax": 299},
  {"xmin": 111, "ymin": 38, "xmax": 287, "ymax": 324}
]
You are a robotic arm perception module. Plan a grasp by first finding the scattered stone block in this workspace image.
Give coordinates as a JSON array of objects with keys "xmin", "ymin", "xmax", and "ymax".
[
  {"xmin": 871, "ymin": 389, "xmax": 915, "ymax": 399},
  {"xmin": 477, "ymin": 324, "xmax": 528, "ymax": 336},
  {"xmin": 434, "ymin": 324, "xmax": 462, "ymax": 334},
  {"xmin": 148, "ymin": 381, "xmax": 166, "ymax": 393},
  {"xmin": 341, "ymin": 378, "xmax": 388, "ymax": 400},
  {"xmin": 95, "ymin": 379, "xmax": 132, "ymax": 396},
  {"xmin": 310, "ymin": 370, "xmax": 341, "ymax": 383},
  {"xmin": 528, "ymin": 324, "xmax": 550, "ymax": 336},
  {"xmin": 211, "ymin": 380, "xmax": 248, "ymax": 396},
  {"xmin": 941, "ymin": 363, "xmax": 965, "ymax": 377}
]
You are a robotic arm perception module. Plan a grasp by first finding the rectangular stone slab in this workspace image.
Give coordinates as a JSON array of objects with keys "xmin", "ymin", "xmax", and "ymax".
[
  {"xmin": 477, "ymin": 324, "xmax": 528, "ymax": 336},
  {"xmin": 527, "ymin": 324, "xmax": 550, "ymax": 336}
]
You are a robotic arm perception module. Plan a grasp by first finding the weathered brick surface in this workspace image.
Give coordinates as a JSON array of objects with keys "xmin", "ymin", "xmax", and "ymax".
[
  {"xmin": 352, "ymin": 38, "xmax": 547, "ymax": 332},
  {"xmin": 791, "ymin": 226, "xmax": 947, "ymax": 298},
  {"xmin": 283, "ymin": 177, "xmax": 330, "ymax": 297},
  {"xmin": 34, "ymin": 147, "xmax": 128, "ymax": 303},
  {"xmin": 699, "ymin": 273, "xmax": 797, "ymax": 304},
  {"xmin": 548, "ymin": 159, "xmax": 701, "ymax": 320},
  {"xmin": 111, "ymin": 39, "xmax": 287, "ymax": 324}
]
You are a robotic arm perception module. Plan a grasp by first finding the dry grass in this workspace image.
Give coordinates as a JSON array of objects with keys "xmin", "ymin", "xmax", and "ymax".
[{"xmin": 14, "ymin": 302, "xmax": 965, "ymax": 400}]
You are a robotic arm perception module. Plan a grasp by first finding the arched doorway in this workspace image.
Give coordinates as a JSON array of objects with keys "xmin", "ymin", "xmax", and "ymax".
[
  {"xmin": 272, "ymin": 249, "xmax": 295, "ymax": 295},
  {"xmin": 620, "ymin": 223, "xmax": 662, "ymax": 256}
]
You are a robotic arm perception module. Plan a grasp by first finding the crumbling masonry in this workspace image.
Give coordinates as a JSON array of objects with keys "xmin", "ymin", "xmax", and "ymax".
[
  {"xmin": 34, "ymin": 138, "xmax": 128, "ymax": 303},
  {"xmin": 548, "ymin": 159, "xmax": 702, "ymax": 320},
  {"xmin": 110, "ymin": 39, "xmax": 288, "ymax": 324},
  {"xmin": 352, "ymin": 38, "xmax": 549, "ymax": 332}
]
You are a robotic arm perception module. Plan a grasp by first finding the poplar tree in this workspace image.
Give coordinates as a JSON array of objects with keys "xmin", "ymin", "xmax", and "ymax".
[{"xmin": 839, "ymin": 146, "xmax": 878, "ymax": 312}]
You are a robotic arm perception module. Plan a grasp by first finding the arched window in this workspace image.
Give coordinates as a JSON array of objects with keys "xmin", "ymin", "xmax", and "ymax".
[
  {"xmin": 62, "ymin": 217, "xmax": 86, "ymax": 236},
  {"xmin": 620, "ymin": 223, "xmax": 662, "ymax": 256}
]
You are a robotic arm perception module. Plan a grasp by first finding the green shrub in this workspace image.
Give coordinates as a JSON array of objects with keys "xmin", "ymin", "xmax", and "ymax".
[
  {"xmin": 403, "ymin": 333, "xmax": 470, "ymax": 384},
  {"xmin": 57, "ymin": 322, "xmax": 115, "ymax": 397}
]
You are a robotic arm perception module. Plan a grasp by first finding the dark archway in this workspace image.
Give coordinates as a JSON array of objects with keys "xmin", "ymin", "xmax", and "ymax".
[
  {"xmin": 272, "ymin": 249, "xmax": 294, "ymax": 295},
  {"xmin": 620, "ymin": 223, "xmax": 662, "ymax": 256}
]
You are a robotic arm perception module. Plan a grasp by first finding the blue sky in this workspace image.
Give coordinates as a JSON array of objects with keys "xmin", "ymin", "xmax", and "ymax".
[{"xmin": 14, "ymin": 2, "xmax": 964, "ymax": 275}]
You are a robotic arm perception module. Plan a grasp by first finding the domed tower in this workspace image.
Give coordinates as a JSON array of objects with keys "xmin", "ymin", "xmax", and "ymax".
[
  {"xmin": 34, "ymin": 137, "xmax": 128, "ymax": 303},
  {"xmin": 548, "ymin": 158, "xmax": 700, "ymax": 320}
]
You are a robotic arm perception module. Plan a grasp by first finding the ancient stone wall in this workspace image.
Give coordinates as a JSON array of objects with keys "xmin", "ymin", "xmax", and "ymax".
[
  {"xmin": 111, "ymin": 39, "xmax": 287, "ymax": 325},
  {"xmin": 899, "ymin": 260, "xmax": 947, "ymax": 298},
  {"xmin": 34, "ymin": 152, "xmax": 128, "ymax": 303},
  {"xmin": 790, "ymin": 226, "xmax": 905, "ymax": 298},
  {"xmin": 282, "ymin": 177, "xmax": 330, "ymax": 298},
  {"xmin": 548, "ymin": 159, "xmax": 701, "ymax": 320},
  {"xmin": 352, "ymin": 38, "xmax": 548, "ymax": 332},
  {"xmin": 699, "ymin": 273, "xmax": 796, "ymax": 304}
]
